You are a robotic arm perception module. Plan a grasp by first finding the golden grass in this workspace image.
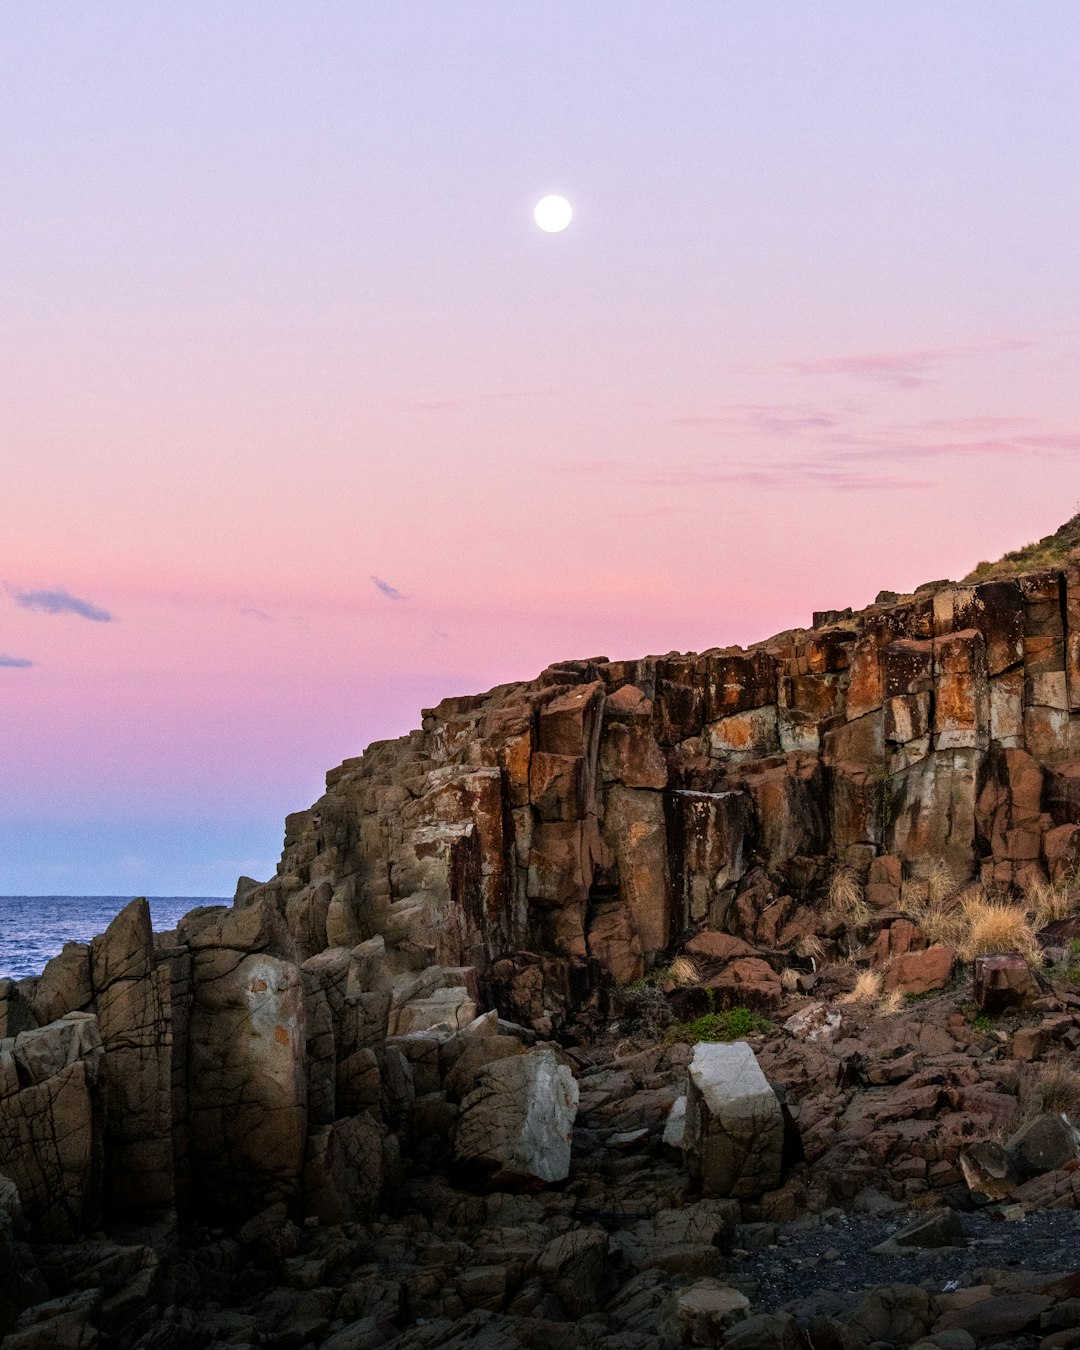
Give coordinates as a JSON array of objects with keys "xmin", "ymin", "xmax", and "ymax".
[
  {"xmin": 826, "ymin": 868, "xmax": 870, "ymax": 927},
  {"xmin": 793, "ymin": 933, "xmax": 826, "ymax": 963},
  {"xmin": 877, "ymin": 988, "xmax": 904, "ymax": 1016},
  {"xmin": 1026, "ymin": 875, "xmax": 1080, "ymax": 931},
  {"xmin": 955, "ymin": 889, "xmax": 1039, "ymax": 963},
  {"xmin": 1016, "ymin": 1061, "xmax": 1080, "ymax": 1125},
  {"xmin": 839, "ymin": 968, "xmax": 883, "ymax": 1005},
  {"xmin": 780, "ymin": 968, "xmax": 800, "ymax": 992},
  {"xmin": 668, "ymin": 955, "xmax": 700, "ymax": 986},
  {"xmin": 927, "ymin": 859, "xmax": 960, "ymax": 906},
  {"xmin": 900, "ymin": 875, "xmax": 967, "ymax": 949}
]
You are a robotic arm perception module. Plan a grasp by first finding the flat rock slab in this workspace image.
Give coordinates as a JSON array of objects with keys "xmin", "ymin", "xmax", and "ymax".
[{"xmin": 682, "ymin": 1041, "xmax": 784, "ymax": 1199}]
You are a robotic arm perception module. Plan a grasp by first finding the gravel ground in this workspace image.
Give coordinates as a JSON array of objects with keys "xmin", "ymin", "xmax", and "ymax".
[{"xmin": 731, "ymin": 1206, "xmax": 1080, "ymax": 1313}]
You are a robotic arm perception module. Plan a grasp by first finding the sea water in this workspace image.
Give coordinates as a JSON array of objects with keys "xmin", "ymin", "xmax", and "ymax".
[{"xmin": 0, "ymin": 896, "xmax": 226, "ymax": 979}]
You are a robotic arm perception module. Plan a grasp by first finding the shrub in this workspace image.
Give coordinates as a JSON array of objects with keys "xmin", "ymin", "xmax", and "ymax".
[
  {"xmin": 621, "ymin": 983, "xmax": 674, "ymax": 1039},
  {"xmin": 666, "ymin": 1005, "xmax": 772, "ymax": 1044}
]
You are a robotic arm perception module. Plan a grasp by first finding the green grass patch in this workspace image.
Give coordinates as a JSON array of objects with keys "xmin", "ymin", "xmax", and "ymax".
[
  {"xmin": 665, "ymin": 1005, "xmax": 773, "ymax": 1044},
  {"xmin": 971, "ymin": 1013, "xmax": 994, "ymax": 1032}
]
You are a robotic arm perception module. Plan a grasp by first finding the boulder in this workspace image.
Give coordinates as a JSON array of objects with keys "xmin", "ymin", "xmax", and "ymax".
[
  {"xmin": 536, "ymin": 1229, "xmax": 614, "ymax": 1318},
  {"xmin": 0, "ymin": 1015, "xmax": 104, "ymax": 1239},
  {"xmin": 682, "ymin": 1042, "xmax": 785, "ymax": 1198},
  {"xmin": 883, "ymin": 945, "xmax": 954, "ymax": 996},
  {"xmin": 973, "ymin": 953, "xmax": 1039, "ymax": 1014},
  {"xmin": 672, "ymin": 1279, "xmax": 749, "ymax": 1345},
  {"xmin": 1005, "ymin": 1112, "xmax": 1080, "ymax": 1180},
  {"xmin": 872, "ymin": 1208, "xmax": 967, "ymax": 1255},
  {"xmin": 303, "ymin": 1113, "xmax": 384, "ymax": 1222},
  {"xmin": 453, "ymin": 1046, "xmax": 578, "ymax": 1186}
]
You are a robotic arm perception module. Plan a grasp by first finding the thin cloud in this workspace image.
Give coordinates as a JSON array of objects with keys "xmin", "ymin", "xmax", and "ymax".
[
  {"xmin": 787, "ymin": 338, "xmax": 1035, "ymax": 389},
  {"xmin": 9, "ymin": 585, "xmax": 113, "ymax": 622},
  {"xmin": 370, "ymin": 576, "xmax": 408, "ymax": 601},
  {"xmin": 636, "ymin": 462, "xmax": 934, "ymax": 493},
  {"xmin": 0, "ymin": 654, "xmax": 33, "ymax": 668},
  {"xmin": 240, "ymin": 607, "xmax": 273, "ymax": 622},
  {"xmin": 787, "ymin": 348, "xmax": 950, "ymax": 388},
  {"xmin": 674, "ymin": 404, "xmax": 842, "ymax": 436}
]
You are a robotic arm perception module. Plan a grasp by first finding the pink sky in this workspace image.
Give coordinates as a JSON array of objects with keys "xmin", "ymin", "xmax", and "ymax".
[{"xmin": 2, "ymin": 3, "xmax": 1079, "ymax": 892}]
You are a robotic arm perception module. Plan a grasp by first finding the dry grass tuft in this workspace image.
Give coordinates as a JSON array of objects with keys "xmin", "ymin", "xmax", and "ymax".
[
  {"xmin": 1026, "ymin": 876, "xmax": 1080, "ymax": 931},
  {"xmin": 927, "ymin": 859, "xmax": 960, "ymax": 907},
  {"xmin": 1016, "ymin": 1060, "xmax": 1080, "ymax": 1125},
  {"xmin": 793, "ymin": 933, "xmax": 826, "ymax": 964},
  {"xmin": 840, "ymin": 968, "xmax": 883, "ymax": 1005},
  {"xmin": 956, "ymin": 889, "xmax": 1039, "ymax": 963},
  {"xmin": 901, "ymin": 882, "xmax": 967, "ymax": 949},
  {"xmin": 668, "ymin": 955, "xmax": 700, "ymax": 987},
  {"xmin": 877, "ymin": 988, "xmax": 904, "ymax": 1016},
  {"xmin": 780, "ymin": 968, "xmax": 800, "ymax": 992},
  {"xmin": 826, "ymin": 868, "xmax": 870, "ymax": 927}
]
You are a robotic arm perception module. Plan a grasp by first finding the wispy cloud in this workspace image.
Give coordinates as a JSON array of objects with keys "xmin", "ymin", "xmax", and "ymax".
[
  {"xmin": 787, "ymin": 348, "xmax": 949, "ymax": 389},
  {"xmin": 240, "ymin": 607, "xmax": 273, "ymax": 622},
  {"xmin": 674, "ymin": 404, "xmax": 842, "ymax": 436},
  {"xmin": 8, "ymin": 586, "xmax": 113, "ymax": 622},
  {"xmin": 635, "ymin": 462, "xmax": 934, "ymax": 493},
  {"xmin": 786, "ymin": 339, "xmax": 1035, "ymax": 389},
  {"xmin": 370, "ymin": 576, "xmax": 408, "ymax": 601},
  {"xmin": 553, "ymin": 397, "xmax": 1078, "ymax": 496},
  {"xmin": 0, "ymin": 653, "xmax": 33, "ymax": 668}
]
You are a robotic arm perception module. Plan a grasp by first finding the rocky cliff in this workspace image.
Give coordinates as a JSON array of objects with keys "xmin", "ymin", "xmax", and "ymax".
[
  {"xmin": 240, "ymin": 546, "xmax": 1080, "ymax": 1014},
  {"xmin": 6, "ymin": 535, "xmax": 1080, "ymax": 1349}
]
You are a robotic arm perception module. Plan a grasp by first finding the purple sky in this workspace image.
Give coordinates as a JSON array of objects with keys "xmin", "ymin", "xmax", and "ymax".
[{"xmin": 2, "ymin": 3, "xmax": 1079, "ymax": 893}]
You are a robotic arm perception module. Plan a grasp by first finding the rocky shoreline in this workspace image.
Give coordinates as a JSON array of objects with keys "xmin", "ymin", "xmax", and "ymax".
[{"xmin": 6, "ymin": 547, "xmax": 1080, "ymax": 1347}]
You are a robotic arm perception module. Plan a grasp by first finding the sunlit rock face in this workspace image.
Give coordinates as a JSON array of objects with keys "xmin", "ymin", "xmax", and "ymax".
[{"xmin": 244, "ymin": 551, "xmax": 1080, "ymax": 1004}]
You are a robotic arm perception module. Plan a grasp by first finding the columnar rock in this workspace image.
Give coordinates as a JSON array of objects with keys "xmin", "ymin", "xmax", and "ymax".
[
  {"xmin": 183, "ymin": 899, "xmax": 308, "ymax": 1222},
  {"xmin": 682, "ymin": 1041, "xmax": 785, "ymax": 1198},
  {"xmin": 90, "ymin": 898, "xmax": 173, "ymax": 1218},
  {"xmin": 0, "ymin": 1014, "xmax": 104, "ymax": 1239},
  {"xmin": 452, "ymin": 1046, "xmax": 578, "ymax": 1186}
]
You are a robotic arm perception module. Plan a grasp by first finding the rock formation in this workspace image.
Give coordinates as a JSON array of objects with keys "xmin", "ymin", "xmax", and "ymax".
[{"xmin": 5, "ymin": 532, "xmax": 1080, "ymax": 1347}]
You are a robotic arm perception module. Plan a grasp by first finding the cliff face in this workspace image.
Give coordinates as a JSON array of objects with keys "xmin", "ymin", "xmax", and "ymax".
[
  {"xmin": 5, "ymin": 543, "xmax": 1080, "ymax": 1254},
  {"xmin": 244, "ymin": 552, "xmax": 1080, "ymax": 1011}
]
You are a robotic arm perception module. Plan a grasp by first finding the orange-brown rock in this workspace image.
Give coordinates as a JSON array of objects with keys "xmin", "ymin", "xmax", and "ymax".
[{"xmin": 883, "ymin": 945, "xmax": 954, "ymax": 996}]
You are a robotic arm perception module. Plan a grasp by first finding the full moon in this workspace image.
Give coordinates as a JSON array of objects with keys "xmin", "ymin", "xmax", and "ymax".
[{"xmin": 534, "ymin": 195, "xmax": 573, "ymax": 233}]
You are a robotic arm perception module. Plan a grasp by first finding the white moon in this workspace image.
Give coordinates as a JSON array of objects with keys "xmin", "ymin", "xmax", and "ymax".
[{"xmin": 534, "ymin": 195, "xmax": 572, "ymax": 233}]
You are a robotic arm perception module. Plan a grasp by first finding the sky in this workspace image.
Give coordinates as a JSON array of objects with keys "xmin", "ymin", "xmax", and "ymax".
[{"xmin": 2, "ymin": 3, "xmax": 1079, "ymax": 895}]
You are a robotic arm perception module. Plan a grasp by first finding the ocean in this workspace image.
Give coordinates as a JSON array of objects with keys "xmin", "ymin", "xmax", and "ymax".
[{"xmin": 0, "ymin": 896, "xmax": 227, "ymax": 981}]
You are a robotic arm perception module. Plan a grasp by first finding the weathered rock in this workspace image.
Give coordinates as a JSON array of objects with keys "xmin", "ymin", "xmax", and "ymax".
[
  {"xmin": 453, "ymin": 1046, "xmax": 578, "ymax": 1186},
  {"xmin": 303, "ymin": 1112, "xmax": 384, "ymax": 1221},
  {"xmin": 883, "ymin": 945, "xmax": 954, "ymax": 996},
  {"xmin": 872, "ymin": 1208, "xmax": 967, "ymax": 1254},
  {"xmin": 1005, "ymin": 1112, "xmax": 1080, "ymax": 1180},
  {"xmin": 671, "ymin": 1279, "xmax": 750, "ymax": 1345},
  {"xmin": 682, "ymin": 1042, "xmax": 785, "ymax": 1198},
  {"xmin": 184, "ymin": 899, "xmax": 308, "ymax": 1222},
  {"xmin": 0, "ymin": 1015, "xmax": 104, "ymax": 1239},
  {"xmin": 536, "ymin": 1229, "xmax": 613, "ymax": 1318},
  {"xmin": 973, "ymin": 953, "xmax": 1039, "ymax": 1014},
  {"xmin": 89, "ymin": 898, "xmax": 173, "ymax": 1219}
]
